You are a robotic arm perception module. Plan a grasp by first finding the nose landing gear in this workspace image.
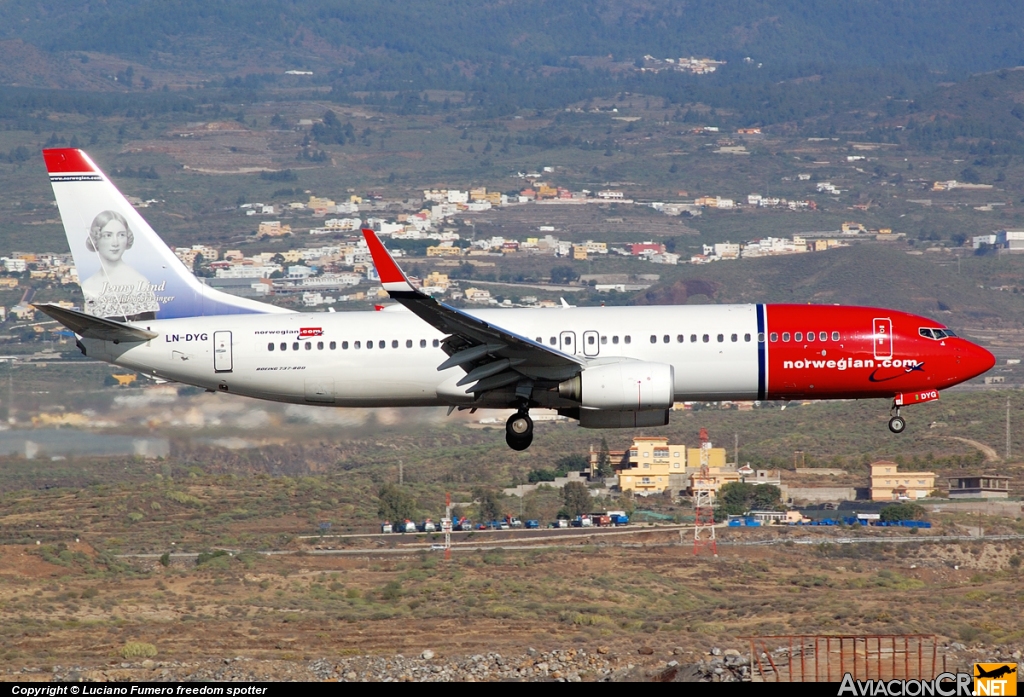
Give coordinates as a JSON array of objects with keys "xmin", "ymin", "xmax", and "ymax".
[
  {"xmin": 888, "ymin": 400, "xmax": 906, "ymax": 434},
  {"xmin": 505, "ymin": 410, "xmax": 534, "ymax": 451}
]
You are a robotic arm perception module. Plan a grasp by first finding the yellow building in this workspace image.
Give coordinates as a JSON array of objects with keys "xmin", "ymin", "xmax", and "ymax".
[
  {"xmin": 427, "ymin": 245, "xmax": 463, "ymax": 257},
  {"xmin": 617, "ymin": 436, "xmax": 686, "ymax": 494},
  {"xmin": 572, "ymin": 244, "xmax": 588, "ymax": 260},
  {"xmin": 308, "ymin": 195, "xmax": 336, "ymax": 210},
  {"xmin": 869, "ymin": 460, "xmax": 936, "ymax": 501},
  {"xmin": 422, "ymin": 271, "xmax": 450, "ymax": 291}
]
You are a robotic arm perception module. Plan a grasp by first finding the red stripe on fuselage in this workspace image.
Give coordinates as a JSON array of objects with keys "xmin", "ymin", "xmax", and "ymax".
[
  {"xmin": 42, "ymin": 148, "xmax": 94, "ymax": 173},
  {"xmin": 764, "ymin": 304, "xmax": 993, "ymax": 400}
]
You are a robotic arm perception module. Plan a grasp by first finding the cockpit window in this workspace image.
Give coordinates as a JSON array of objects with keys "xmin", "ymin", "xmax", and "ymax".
[{"xmin": 920, "ymin": 327, "xmax": 957, "ymax": 340}]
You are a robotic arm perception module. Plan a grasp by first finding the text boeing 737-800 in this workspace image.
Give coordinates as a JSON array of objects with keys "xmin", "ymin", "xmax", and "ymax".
[{"xmin": 34, "ymin": 149, "xmax": 995, "ymax": 450}]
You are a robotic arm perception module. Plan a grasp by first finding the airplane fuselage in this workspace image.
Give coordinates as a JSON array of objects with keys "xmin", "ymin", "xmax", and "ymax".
[{"xmin": 84, "ymin": 303, "xmax": 992, "ymax": 410}]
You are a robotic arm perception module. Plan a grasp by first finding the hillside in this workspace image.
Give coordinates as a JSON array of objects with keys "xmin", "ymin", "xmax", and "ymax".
[
  {"xmin": 633, "ymin": 245, "xmax": 1024, "ymax": 330},
  {"xmin": 1, "ymin": 1, "xmax": 1024, "ymax": 89}
]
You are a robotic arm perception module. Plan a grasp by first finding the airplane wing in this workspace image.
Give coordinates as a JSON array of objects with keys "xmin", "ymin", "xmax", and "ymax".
[
  {"xmin": 362, "ymin": 229, "xmax": 583, "ymax": 399},
  {"xmin": 32, "ymin": 303, "xmax": 158, "ymax": 342}
]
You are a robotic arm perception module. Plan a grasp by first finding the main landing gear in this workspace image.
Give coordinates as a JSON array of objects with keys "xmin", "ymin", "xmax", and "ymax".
[
  {"xmin": 888, "ymin": 400, "xmax": 906, "ymax": 434},
  {"xmin": 505, "ymin": 409, "xmax": 534, "ymax": 451}
]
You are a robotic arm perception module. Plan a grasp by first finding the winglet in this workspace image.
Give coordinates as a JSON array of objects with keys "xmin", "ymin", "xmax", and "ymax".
[{"xmin": 362, "ymin": 228, "xmax": 418, "ymax": 295}]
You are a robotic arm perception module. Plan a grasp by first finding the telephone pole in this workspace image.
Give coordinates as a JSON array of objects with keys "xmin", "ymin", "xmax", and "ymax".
[{"xmin": 1006, "ymin": 399, "xmax": 1011, "ymax": 460}]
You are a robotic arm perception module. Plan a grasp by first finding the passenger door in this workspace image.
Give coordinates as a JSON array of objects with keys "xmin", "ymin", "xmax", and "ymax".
[
  {"xmin": 872, "ymin": 318, "xmax": 892, "ymax": 360},
  {"xmin": 213, "ymin": 331, "xmax": 233, "ymax": 373}
]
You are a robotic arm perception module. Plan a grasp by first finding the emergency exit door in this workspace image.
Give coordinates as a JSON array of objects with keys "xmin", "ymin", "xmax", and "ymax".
[
  {"xmin": 872, "ymin": 318, "xmax": 892, "ymax": 360},
  {"xmin": 213, "ymin": 331, "xmax": 233, "ymax": 372}
]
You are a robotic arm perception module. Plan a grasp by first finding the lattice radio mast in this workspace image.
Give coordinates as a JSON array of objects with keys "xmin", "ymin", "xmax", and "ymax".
[{"xmin": 693, "ymin": 428, "xmax": 718, "ymax": 557}]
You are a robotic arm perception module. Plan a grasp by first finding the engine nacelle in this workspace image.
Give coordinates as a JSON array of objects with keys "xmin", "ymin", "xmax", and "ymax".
[{"xmin": 559, "ymin": 361, "xmax": 675, "ymax": 411}]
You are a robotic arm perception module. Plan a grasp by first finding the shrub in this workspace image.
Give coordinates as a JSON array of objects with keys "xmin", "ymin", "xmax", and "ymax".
[{"xmin": 120, "ymin": 642, "xmax": 157, "ymax": 659}]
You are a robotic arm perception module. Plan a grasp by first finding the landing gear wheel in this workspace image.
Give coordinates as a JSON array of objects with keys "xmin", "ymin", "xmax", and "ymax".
[
  {"xmin": 505, "ymin": 411, "xmax": 534, "ymax": 451},
  {"xmin": 888, "ymin": 416, "xmax": 906, "ymax": 434}
]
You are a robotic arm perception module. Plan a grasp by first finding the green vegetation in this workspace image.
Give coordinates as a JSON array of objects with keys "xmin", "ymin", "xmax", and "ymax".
[
  {"xmin": 120, "ymin": 641, "xmax": 157, "ymax": 659},
  {"xmin": 715, "ymin": 483, "xmax": 783, "ymax": 518},
  {"xmin": 879, "ymin": 502, "xmax": 927, "ymax": 523},
  {"xmin": 376, "ymin": 483, "xmax": 417, "ymax": 522}
]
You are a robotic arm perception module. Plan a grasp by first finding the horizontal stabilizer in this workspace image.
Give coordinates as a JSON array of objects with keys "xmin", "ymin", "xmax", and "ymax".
[{"xmin": 32, "ymin": 303, "xmax": 157, "ymax": 343}]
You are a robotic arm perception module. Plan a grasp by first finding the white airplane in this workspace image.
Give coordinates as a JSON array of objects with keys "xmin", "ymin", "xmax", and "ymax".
[{"xmin": 35, "ymin": 149, "xmax": 995, "ymax": 450}]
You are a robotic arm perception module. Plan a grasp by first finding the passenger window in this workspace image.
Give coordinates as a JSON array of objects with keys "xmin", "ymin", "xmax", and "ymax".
[
  {"xmin": 406, "ymin": 339, "xmax": 412, "ymax": 348},
  {"xmin": 770, "ymin": 333, "xmax": 778, "ymax": 342},
  {"xmin": 624, "ymin": 335, "xmax": 631, "ymax": 344},
  {"xmin": 355, "ymin": 341, "xmax": 361, "ymax": 349},
  {"xmin": 758, "ymin": 332, "xmax": 765, "ymax": 342},
  {"xmin": 317, "ymin": 341, "xmax": 324, "ymax": 350},
  {"xmin": 731, "ymin": 334, "xmax": 738, "ymax": 342},
  {"xmin": 432, "ymin": 339, "xmax": 440, "ymax": 348},
  {"xmin": 663, "ymin": 335, "xmax": 670, "ymax": 343},
  {"xmin": 280, "ymin": 342, "xmax": 287, "ymax": 351},
  {"xmin": 420, "ymin": 339, "xmax": 427, "ymax": 348},
  {"xmin": 831, "ymin": 331, "xmax": 840, "ymax": 341},
  {"xmin": 690, "ymin": 334, "xmax": 697, "ymax": 343},
  {"xmin": 392, "ymin": 340, "xmax": 398, "ymax": 348},
  {"xmin": 717, "ymin": 334, "xmax": 724, "ymax": 342},
  {"xmin": 819, "ymin": 332, "xmax": 827, "ymax": 342},
  {"xmin": 744, "ymin": 333, "xmax": 751, "ymax": 342},
  {"xmin": 379, "ymin": 340, "xmax": 386, "ymax": 349},
  {"xmin": 292, "ymin": 342, "xmax": 299, "ymax": 351},
  {"xmin": 268, "ymin": 343, "xmax": 274, "ymax": 351},
  {"xmin": 807, "ymin": 332, "xmax": 814, "ymax": 342},
  {"xmin": 677, "ymin": 334, "xmax": 684, "ymax": 343},
  {"xmin": 650, "ymin": 335, "xmax": 657, "ymax": 344},
  {"xmin": 587, "ymin": 335, "xmax": 595, "ymax": 345},
  {"xmin": 601, "ymin": 336, "xmax": 607, "ymax": 344},
  {"xmin": 795, "ymin": 332, "xmax": 803, "ymax": 342},
  {"xmin": 305, "ymin": 341, "xmax": 312, "ymax": 350},
  {"xmin": 612, "ymin": 336, "xmax": 619, "ymax": 344},
  {"xmin": 536, "ymin": 337, "xmax": 542, "ymax": 343},
  {"xmin": 702, "ymin": 334, "xmax": 710, "ymax": 343},
  {"xmin": 550, "ymin": 337, "xmax": 556, "ymax": 345},
  {"xmin": 782, "ymin": 332, "xmax": 790, "ymax": 342}
]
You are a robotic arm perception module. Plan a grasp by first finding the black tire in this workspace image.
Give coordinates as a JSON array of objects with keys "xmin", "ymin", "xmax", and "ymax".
[
  {"xmin": 506, "ymin": 430, "xmax": 534, "ymax": 451},
  {"xmin": 888, "ymin": 416, "xmax": 906, "ymax": 434},
  {"xmin": 505, "ymin": 411, "xmax": 534, "ymax": 450}
]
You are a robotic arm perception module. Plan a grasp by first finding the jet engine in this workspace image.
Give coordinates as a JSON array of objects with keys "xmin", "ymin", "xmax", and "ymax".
[{"xmin": 558, "ymin": 361, "xmax": 675, "ymax": 411}]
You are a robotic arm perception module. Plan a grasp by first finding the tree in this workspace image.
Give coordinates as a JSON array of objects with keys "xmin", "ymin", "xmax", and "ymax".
[
  {"xmin": 554, "ymin": 453, "xmax": 588, "ymax": 474},
  {"xmin": 376, "ymin": 483, "xmax": 416, "ymax": 522},
  {"xmin": 596, "ymin": 438, "xmax": 613, "ymax": 478},
  {"xmin": 879, "ymin": 502, "xmax": 926, "ymax": 523},
  {"xmin": 550, "ymin": 265, "xmax": 578, "ymax": 284},
  {"xmin": 561, "ymin": 481, "xmax": 591, "ymax": 517},
  {"xmin": 474, "ymin": 487, "xmax": 505, "ymax": 521},
  {"xmin": 716, "ymin": 482, "xmax": 783, "ymax": 517}
]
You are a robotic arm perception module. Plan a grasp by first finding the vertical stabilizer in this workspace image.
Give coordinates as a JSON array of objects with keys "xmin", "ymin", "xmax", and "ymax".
[{"xmin": 43, "ymin": 149, "xmax": 291, "ymax": 320}]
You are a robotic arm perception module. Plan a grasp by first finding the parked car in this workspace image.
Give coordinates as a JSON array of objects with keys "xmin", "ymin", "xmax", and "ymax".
[
  {"xmin": 524, "ymin": 520, "xmax": 540, "ymax": 529},
  {"xmin": 380, "ymin": 521, "xmax": 393, "ymax": 534}
]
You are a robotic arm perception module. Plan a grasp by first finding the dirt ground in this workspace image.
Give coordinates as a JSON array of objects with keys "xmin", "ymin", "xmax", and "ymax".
[{"xmin": 1, "ymin": 526, "xmax": 1022, "ymax": 680}]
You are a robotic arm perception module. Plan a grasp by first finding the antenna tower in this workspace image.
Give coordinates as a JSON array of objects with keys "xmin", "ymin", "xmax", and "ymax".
[{"xmin": 693, "ymin": 428, "xmax": 718, "ymax": 557}]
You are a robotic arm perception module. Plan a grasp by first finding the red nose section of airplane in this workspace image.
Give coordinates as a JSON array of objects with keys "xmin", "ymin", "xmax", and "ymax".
[{"xmin": 963, "ymin": 341, "xmax": 996, "ymax": 380}]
